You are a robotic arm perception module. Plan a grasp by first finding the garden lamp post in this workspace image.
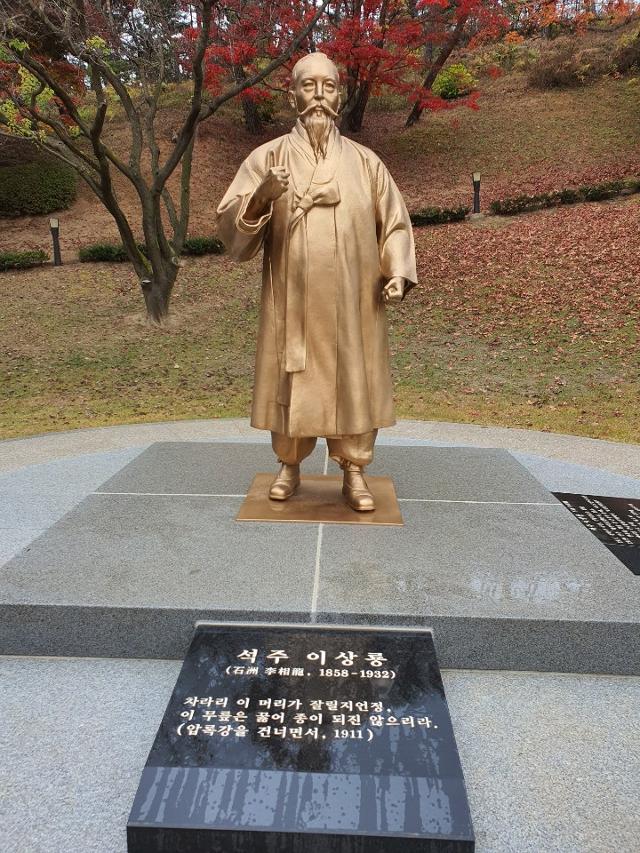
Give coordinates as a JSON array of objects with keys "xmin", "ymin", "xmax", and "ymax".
[
  {"xmin": 49, "ymin": 218, "xmax": 62, "ymax": 266},
  {"xmin": 472, "ymin": 172, "xmax": 481, "ymax": 215}
]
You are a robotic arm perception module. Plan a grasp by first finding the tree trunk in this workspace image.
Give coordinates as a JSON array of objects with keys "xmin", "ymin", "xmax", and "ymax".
[
  {"xmin": 232, "ymin": 63, "xmax": 263, "ymax": 134},
  {"xmin": 242, "ymin": 96, "xmax": 263, "ymax": 135},
  {"xmin": 342, "ymin": 81, "xmax": 372, "ymax": 133},
  {"xmin": 405, "ymin": 15, "xmax": 470, "ymax": 128},
  {"xmin": 140, "ymin": 264, "xmax": 178, "ymax": 324}
]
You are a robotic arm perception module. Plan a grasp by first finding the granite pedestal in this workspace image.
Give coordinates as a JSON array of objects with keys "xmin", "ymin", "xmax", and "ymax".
[{"xmin": 1, "ymin": 441, "xmax": 639, "ymax": 674}]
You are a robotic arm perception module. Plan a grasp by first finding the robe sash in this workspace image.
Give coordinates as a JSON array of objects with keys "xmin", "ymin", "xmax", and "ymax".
[{"xmin": 285, "ymin": 183, "xmax": 340, "ymax": 373}]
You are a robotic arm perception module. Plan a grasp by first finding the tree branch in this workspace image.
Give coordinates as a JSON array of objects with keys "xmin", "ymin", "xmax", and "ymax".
[
  {"xmin": 155, "ymin": 0, "xmax": 330, "ymax": 192},
  {"xmin": 405, "ymin": 12, "xmax": 470, "ymax": 127},
  {"xmin": 39, "ymin": 139, "xmax": 106, "ymax": 201},
  {"xmin": 80, "ymin": 47, "xmax": 144, "ymax": 173},
  {"xmin": 152, "ymin": 0, "xmax": 213, "ymax": 193}
]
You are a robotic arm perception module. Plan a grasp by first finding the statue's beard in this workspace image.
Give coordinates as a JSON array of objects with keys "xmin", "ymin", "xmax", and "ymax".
[{"xmin": 299, "ymin": 103, "xmax": 337, "ymax": 160}]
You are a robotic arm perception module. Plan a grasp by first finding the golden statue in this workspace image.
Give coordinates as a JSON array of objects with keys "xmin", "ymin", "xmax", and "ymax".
[{"xmin": 216, "ymin": 52, "xmax": 417, "ymax": 512}]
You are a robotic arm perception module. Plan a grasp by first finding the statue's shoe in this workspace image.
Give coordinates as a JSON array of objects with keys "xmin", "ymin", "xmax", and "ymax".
[
  {"xmin": 268, "ymin": 463, "xmax": 300, "ymax": 501},
  {"xmin": 342, "ymin": 464, "xmax": 375, "ymax": 512}
]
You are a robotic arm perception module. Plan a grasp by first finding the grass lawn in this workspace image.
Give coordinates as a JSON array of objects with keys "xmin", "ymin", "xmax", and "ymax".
[{"xmin": 2, "ymin": 192, "xmax": 638, "ymax": 442}]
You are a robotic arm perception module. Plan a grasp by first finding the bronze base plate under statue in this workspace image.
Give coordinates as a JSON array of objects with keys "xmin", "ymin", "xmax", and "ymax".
[{"xmin": 236, "ymin": 474, "xmax": 403, "ymax": 526}]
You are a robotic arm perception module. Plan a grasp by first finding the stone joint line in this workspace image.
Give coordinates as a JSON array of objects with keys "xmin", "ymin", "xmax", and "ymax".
[
  {"xmin": 310, "ymin": 445, "xmax": 330, "ymax": 621},
  {"xmin": 94, "ymin": 490, "xmax": 562, "ymax": 507}
]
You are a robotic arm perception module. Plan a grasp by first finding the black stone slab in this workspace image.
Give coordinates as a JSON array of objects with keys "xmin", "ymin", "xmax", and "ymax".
[
  {"xmin": 553, "ymin": 493, "xmax": 640, "ymax": 576},
  {"xmin": 127, "ymin": 623, "xmax": 474, "ymax": 853}
]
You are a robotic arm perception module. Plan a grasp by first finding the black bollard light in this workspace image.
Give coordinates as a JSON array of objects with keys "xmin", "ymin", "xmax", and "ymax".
[
  {"xmin": 472, "ymin": 171, "xmax": 481, "ymax": 215},
  {"xmin": 49, "ymin": 217, "xmax": 62, "ymax": 266}
]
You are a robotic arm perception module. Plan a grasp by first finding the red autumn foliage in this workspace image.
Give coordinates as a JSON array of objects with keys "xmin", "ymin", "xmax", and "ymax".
[
  {"xmin": 0, "ymin": 52, "xmax": 85, "ymax": 129},
  {"xmin": 179, "ymin": 1, "xmax": 320, "ymax": 106},
  {"xmin": 319, "ymin": 0, "xmax": 509, "ymax": 129},
  {"xmin": 177, "ymin": 0, "xmax": 508, "ymax": 130}
]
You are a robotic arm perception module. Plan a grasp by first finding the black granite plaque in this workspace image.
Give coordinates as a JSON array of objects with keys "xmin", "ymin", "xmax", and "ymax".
[
  {"xmin": 553, "ymin": 493, "xmax": 640, "ymax": 575},
  {"xmin": 127, "ymin": 623, "xmax": 474, "ymax": 852}
]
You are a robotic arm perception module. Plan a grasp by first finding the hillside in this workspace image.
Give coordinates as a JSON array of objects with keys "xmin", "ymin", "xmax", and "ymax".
[
  {"xmin": 1, "ymin": 31, "xmax": 639, "ymax": 442},
  {"xmin": 1, "ymin": 64, "xmax": 639, "ymax": 256}
]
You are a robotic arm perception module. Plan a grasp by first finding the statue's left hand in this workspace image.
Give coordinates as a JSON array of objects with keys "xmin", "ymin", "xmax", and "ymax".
[{"xmin": 382, "ymin": 276, "xmax": 405, "ymax": 305}]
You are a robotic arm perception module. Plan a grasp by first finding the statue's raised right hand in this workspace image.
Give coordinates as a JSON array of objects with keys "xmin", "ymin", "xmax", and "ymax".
[
  {"xmin": 256, "ymin": 166, "xmax": 290, "ymax": 203},
  {"xmin": 244, "ymin": 167, "xmax": 290, "ymax": 223}
]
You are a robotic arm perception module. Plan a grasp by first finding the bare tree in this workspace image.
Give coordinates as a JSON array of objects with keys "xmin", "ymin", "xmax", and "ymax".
[{"xmin": 0, "ymin": 0, "xmax": 329, "ymax": 323}]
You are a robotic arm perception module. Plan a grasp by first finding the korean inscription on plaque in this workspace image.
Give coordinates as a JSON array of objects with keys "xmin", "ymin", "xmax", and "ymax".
[
  {"xmin": 127, "ymin": 623, "xmax": 474, "ymax": 853},
  {"xmin": 554, "ymin": 493, "xmax": 640, "ymax": 575}
]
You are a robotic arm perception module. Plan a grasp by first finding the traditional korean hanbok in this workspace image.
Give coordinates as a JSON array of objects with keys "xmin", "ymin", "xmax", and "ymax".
[{"xmin": 216, "ymin": 118, "xmax": 417, "ymax": 466}]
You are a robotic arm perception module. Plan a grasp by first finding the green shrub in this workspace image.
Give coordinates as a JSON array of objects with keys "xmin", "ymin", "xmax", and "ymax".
[
  {"xmin": 79, "ymin": 243, "xmax": 141, "ymax": 262},
  {"xmin": 490, "ymin": 178, "xmax": 639, "ymax": 215},
  {"xmin": 469, "ymin": 42, "xmax": 539, "ymax": 77},
  {"xmin": 0, "ymin": 248, "xmax": 48, "ymax": 271},
  {"xmin": 577, "ymin": 47, "xmax": 614, "ymax": 79},
  {"xmin": 79, "ymin": 236, "xmax": 225, "ymax": 262},
  {"xmin": 181, "ymin": 236, "xmax": 225, "ymax": 255},
  {"xmin": 490, "ymin": 193, "xmax": 553, "ymax": 215},
  {"xmin": 613, "ymin": 26, "xmax": 640, "ymax": 74},
  {"xmin": 0, "ymin": 161, "xmax": 77, "ymax": 216},
  {"xmin": 432, "ymin": 64, "xmax": 477, "ymax": 100},
  {"xmin": 410, "ymin": 205, "xmax": 470, "ymax": 226},
  {"xmin": 580, "ymin": 180, "xmax": 623, "ymax": 201},
  {"xmin": 558, "ymin": 188, "xmax": 580, "ymax": 204}
]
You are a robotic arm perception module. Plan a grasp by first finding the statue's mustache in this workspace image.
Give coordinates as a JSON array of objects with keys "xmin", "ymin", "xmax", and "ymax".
[{"xmin": 298, "ymin": 101, "xmax": 339, "ymax": 119}]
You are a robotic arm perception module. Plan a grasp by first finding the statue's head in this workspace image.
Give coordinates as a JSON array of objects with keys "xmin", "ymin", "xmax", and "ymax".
[{"xmin": 288, "ymin": 52, "xmax": 340, "ymax": 159}]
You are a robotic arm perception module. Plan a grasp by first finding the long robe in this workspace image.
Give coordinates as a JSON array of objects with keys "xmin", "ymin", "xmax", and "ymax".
[{"xmin": 216, "ymin": 119, "xmax": 417, "ymax": 438}]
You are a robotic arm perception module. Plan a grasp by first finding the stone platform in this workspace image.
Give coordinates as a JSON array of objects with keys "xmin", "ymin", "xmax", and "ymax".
[
  {"xmin": 2, "ymin": 421, "xmax": 640, "ymax": 853},
  {"xmin": 2, "ymin": 438, "xmax": 639, "ymax": 673}
]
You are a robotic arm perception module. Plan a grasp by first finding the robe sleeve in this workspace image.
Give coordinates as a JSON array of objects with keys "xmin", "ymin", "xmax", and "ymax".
[
  {"xmin": 374, "ymin": 157, "xmax": 418, "ymax": 297},
  {"xmin": 215, "ymin": 155, "xmax": 274, "ymax": 262}
]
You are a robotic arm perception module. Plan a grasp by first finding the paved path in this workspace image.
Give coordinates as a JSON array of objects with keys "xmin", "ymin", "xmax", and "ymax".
[
  {"xmin": 2, "ymin": 417, "xmax": 640, "ymax": 477},
  {"xmin": 0, "ymin": 655, "xmax": 638, "ymax": 853}
]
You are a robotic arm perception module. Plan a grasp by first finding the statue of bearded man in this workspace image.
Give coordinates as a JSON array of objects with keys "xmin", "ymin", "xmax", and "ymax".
[{"xmin": 216, "ymin": 52, "xmax": 417, "ymax": 511}]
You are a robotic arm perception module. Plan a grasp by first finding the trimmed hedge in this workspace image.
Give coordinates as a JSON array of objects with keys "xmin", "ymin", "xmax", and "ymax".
[
  {"xmin": 410, "ymin": 205, "xmax": 470, "ymax": 226},
  {"xmin": 79, "ymin": 236, "xmax": 225, "ymax": 262},
  {"xmin": 490, "ymin": 177, "xmax": 640, "ymax": 216},
  {"xmin": 182, "ymin": 236, "xmax": 224, "ymax": 255},
  {"xmin": 0, "ymin": 161, "xmax": 77, "ymax": 216},
  {"xmin": 581, "ymin": 180, "xmax": 626, "ymax": 201},
  {"xmin": 79, "ymin": 242, "xmax": 145, "ymax": 262},
  {"xmin": 0, "ymin": 249, "xmax": 49, "ymax": 271}
]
